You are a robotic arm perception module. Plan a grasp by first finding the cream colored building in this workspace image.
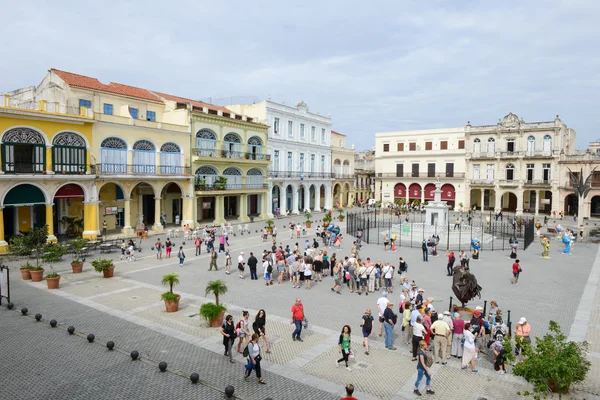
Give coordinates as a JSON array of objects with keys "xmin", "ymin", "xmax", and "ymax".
[
  {"xmin": 558, "ymin": 144, "xmax": 600, "ymax": 218},
  {"xmin": 354, "ymin": 150, "xmax": 375, "ymax": 203},
  {"xmin": 331, "ymin": 130, "xmax": 355, "ymax": 207},
  {"xmin": 465, "ymin": 113, "xmax": 574, "ymax": 215},
  {"xmin": 375, "ymin": 128, "xmax": 467, "ymax": 210}
]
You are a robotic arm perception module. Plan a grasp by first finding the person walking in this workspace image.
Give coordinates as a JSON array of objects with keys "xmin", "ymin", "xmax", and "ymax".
[
  {"xmin": 446, "ymin": 250, "xmax": 455, "ymax": 276},
  {"xmin": 341, "ymin": 384, "xmax": 359, "ymax": 400},
  {"xmin": 357, "ymin": 263, "xmax": 368, "ymax": 296},
  {"xmin": 244, "ymin": 333, "xmax": 266, "ymax": 384},
  {"xmin": 155, "ymin": 238, "xmax": 163, "ymax": 260},
  {"xmin": 422, "ymin": 240, "xmax": 428, "ymax": 262},
  {"xmin": 377, "ymin": 291, "xmax": 389, "ymax": 337},
  {"xmin": 383, "ymin": 301, "xmax": 397, "ymax": 350},
  {"xmin": 361, "ymin": 309, "xmax": 374, "ymax": 355},
  {"xmin": 451, "ymin": 312, "xmax": 465, "ymax": 358},
  {"xmin": 252, "ymin": 310, "xmax": 270, "ymax": 353},
  {"xmin": 511, "ymin": 258, "xmax": 521, "ymax": 285},
  {"xmin": 382, "ymin": 262, "xmax": 394, "ymax": 293},
  {"xmin": 335, "ymin": 325, "xmax": 353, "ymax": 371},
  {"xmin": 237, "ymin": 252, "xmax": 245, "ymax": 279},
  {"xmin": 367, "ymin": 261, "xmax": 376, "ymax": 293},
  {"xmin": 247, "ymin": 252, "xmax": 258, "ymax": 280},
  {"xmin": 209, "ymin": 249, "xmax": 218, "ymax": 271},
  {"xmin": 165, "ymin": 238, "xmax": 172, "ymax": 258},
  {"xmin": 177, "ymin": 246, "xmax": 185, "ymax": 267},
  {"xmin": 461, "ymin": 322, "xmax": 478, "ymax": 372},
  {"xmin": 102, "ymin": 220, "xmax": 108, "ymax": 237},
  {"xmin": 236, "ymin": 311, "xmax": 250, "ymax": 353},
  {"xmin": 414, "ymin": 340, "xmax": 435, "ymax": 396},
  {"xmin": 220, "ymin": 314, "xmax": 236, "ymax": 363},
  {"xmin": 291, "ymin": 256, "xmax": 301, "ymax": 288},
  {"xmin": 303, "ymin": 257, "xmax": 313, "ymax": 290},
  {"xmin": 195, "ymin": 236, "xmax": 202, "ymax": 256},
  {"xmin": 263, "ymin": 257, "xmax": 272, "ymax": 286},
  {"xmin": 291, "ymin": 298, "xmax": 305, "ymax": 342},
  {"xmin": 430, "ymin": 316, "xmax": 450, "ymax": 364},
  {"xmin": 330, "ymin": 261, "xmax": 343, "ymax": 294},
  {"xmin": 224, "ymin": 249, "xmax": 232, "ymax": 274},
  {"xmin": 219, "ymin": 234, "xmax": 226, "ymax": 253}
]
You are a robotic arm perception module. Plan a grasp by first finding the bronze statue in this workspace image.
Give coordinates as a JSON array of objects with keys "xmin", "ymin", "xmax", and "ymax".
[{"xmin": 452, "ymin": 266, "xmax": 482, "ymax": 307}]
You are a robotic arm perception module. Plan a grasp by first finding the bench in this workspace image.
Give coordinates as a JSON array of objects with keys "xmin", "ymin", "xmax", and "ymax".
[{"xmin": 547, "ymin": 227, "xmax": 557, "ymax": 234}]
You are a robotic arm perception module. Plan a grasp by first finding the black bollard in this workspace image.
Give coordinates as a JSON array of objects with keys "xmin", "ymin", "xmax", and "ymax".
[
  {"xmin": 50, "ymin": 319, "xmax": 57, "ymax": 327},
  {"xmin": 67, "ymin": 326, "xmax": 75, "ymax": 335},
  {"xmin": 21, "ymin": 307, "xmax": 28, "ymax": 315},
  {"xmin": 225, "ymin": 385, "xmax": 234, "ymax": 398},
  {"xmin": 35, "ymin": 313, "xmax": 42, "ymax": 321},
  {"xmin": 190, "ymin": 373, "xmax": 199, "ymax": 384},
  {"xmin": 106, "ymin": 341, "xmax": 114, "ymax": 350},
  {"xmin": 87, "ymin": 334, "xmax": 95, "ymax": 343},
  {"xmin": 7, "ymin": 302, "xmax": 14, "ymax": 310},
  {"xmin": 131, "ymin": 351, "xmax": 139, "ymax": 360},
  {"xmin": 158, "ymin": 361, "xmax": 167, "ymax": 372}
]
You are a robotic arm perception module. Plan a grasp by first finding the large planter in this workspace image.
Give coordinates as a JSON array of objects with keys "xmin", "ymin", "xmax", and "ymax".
[
  {"xmin": 71, "ymin": 262, "xmax": 84, "ymax": 274},
  {"xmin": 209, "ymin": 310, "xmax": 226, "ymax": 328},
  {"xmin": 20, "ymin": 269, "xmax": 31, "ymax": 280},
  {"xmin": 549, "ymin": 379, "xmax": 569, "ymax": 394},
  {"xmin": 164, "ymin": 294, "xmax": 181, "ymax": 313},
  {"xmin": 30, "ymin": 269, "xmax": 44, "ymax": 282},
  {"xmin": 338, "ymin": 216, "xmax": 345, "ymax": 222},
  {"xmin": 46, "ymin": 275, "xmax": 61, "ymax": 289},
  {"xmin": 305, "ymin": 222, "xmax": 312, "ymax": 228},
  {"xmin": 103, "ymin": 266, "xmax": 115, "ymax": 278}
]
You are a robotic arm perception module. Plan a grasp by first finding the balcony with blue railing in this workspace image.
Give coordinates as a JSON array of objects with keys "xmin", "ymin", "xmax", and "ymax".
[{"xmin": 93, "ymin": 164, "xmax": 191, "ymax": 176}]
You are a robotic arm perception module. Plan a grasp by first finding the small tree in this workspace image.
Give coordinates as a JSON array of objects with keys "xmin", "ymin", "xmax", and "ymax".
[
  {"xmin": 11, "ymin": 225, "xmax": 49, "ymax": 268},
  {"xmin": 69, "ymin": 237, "xmax": 89, "ymax": 264},
  {"xmin": 265, "ymin": 219, "xmax": 274, "ymax": 229},
  {"xmin": 513, "ymin": 320, "xmax": 591, "ymax": 399},
  {"xmin": 304, "ymin": 211, "xmax": 312, "ymax": 222},
  {"xmin": 161, "ymin": 272, "xmax": 180, "ymax": 302},
  {"xmin": 205, "ymin": 280, "xmax": 227, "ymax": 306},
  {"xmin": 42, "ymin": 243, "xmax": 67, "ymax": 278}
]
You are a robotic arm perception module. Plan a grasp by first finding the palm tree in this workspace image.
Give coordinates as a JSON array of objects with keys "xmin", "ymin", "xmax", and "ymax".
[
  {"xmin": 205, "ymin": 280, "xmax": 228, "ymax": 306},
  {"xmin": 161, "ymin": 273, "xmax": 180, "ymax": 294}
]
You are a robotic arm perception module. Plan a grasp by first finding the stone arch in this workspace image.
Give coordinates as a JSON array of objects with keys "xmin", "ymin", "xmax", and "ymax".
[
  {"xmin": 133, "ymin": 139, "xmax": 156, "ymax": 151},
  {"xmin": 101, "ymin": 137, "xmax": 127, "ymax": 149},
  {"xmin": 52, "ymin": 130, "xmax": 89, "ymax": 148},
  {"xmin": 248, "ymin": 136, "xmax": 263, "ymax": 146},
  {"xmin": 500, "ymin": 191, "xmax": 518, "ymax": 211},
  {"xmin": 130, "ymin": 182, "xmax": 157, "ymax": 199},
  {"xmin": 196, "ymin": 129, "xmax": 217, "ymax": 140},
  {"xmin": 224, "ymin": 133, "xmax": 242, "ymax": 143},
  {"xmin": 1, "ymin": 126, "xmax": 49, "ymax": 145},
  {"xmin": 97, "ymin": 181, "xmax": 128, "ymax": 199},
  {"xmin": 160, "ymin": 142, "xmax": 181, "ymax": 153},
  {"xmin": 1, "ymin": 182, "xmax": 50, "ymax": 206}
]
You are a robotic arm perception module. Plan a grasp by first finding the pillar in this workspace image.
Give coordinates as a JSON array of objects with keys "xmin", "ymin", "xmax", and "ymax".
[
  {"xmin": 46, "ymin": 204, "xmax": 57, "ymax": 242},
  {"xmin": 153, "ymin": 197, "xmax": 163, "ymax": 230},
  {"xmin": 86, "ymin": 149, "xmax": 92, "ymax": 173},
  {"xmin": 494, "ymin": 189, "xmax": 501, "ymax": 211},
  {"xmin": 45, "ymin": 146, "xmax": 53, "ymax": 174},
  {"xmin": 304, "ymin": 186, "xmax": 310, "ymax": 212},
  {"xmin": 535, "ymin": 190, "xmax": 541, "ymax": 216},
  {"xmin": 516, "ymin": 188, "xmax": 524, "ymax": 214},
  {"xmin": 182, "ymin": 197, "xmax": 195, "ymax": 227},
  {"xmin": 214, "ymin": 195, "xmax": 225, "ymax": 224},
  {"xmin": 239, "ymin": 195, "xmax": 250, "ymax": 222},
  {"xmin": 314, "ymin": 185, "xmax": 322, "ymax": 212},
  {"xmin": 82, "ymin": 202, "xmax": 100, "ymax": 240},
  {"xmin": 325, "ymin": 184, "xmax": 333, "ymax": 210},
  {"xmin": 480, "ymin": 190, "xmax": 485, "ymax": 211},
  {"xmin": 267, "ymin": 184, "xmax": 274, "ymax": 218},
  {"xmin": 292, "ymin": 186, "xmax": 299, "ymax": 214},
  {"xmin": 0, "ymin": 208, "xmax": 6, "ymax": 253},
  {"xmin": 279, "ymin": 186, "xmax": 285, "ymax": 214}
]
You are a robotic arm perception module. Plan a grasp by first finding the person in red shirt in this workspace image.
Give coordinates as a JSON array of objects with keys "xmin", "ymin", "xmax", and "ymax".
[
  {"xmin": 341, "ymin": 383, "xmax": 359, "ymax": 400},
  {"xmin": 291, "ymin": 298, "xmax": 305, "ymax": 342},
  {"xmin": 511, "ymin": 259, "xmax": 521, "ymax": 285},
  {"xmin": 446, "ymin": 251, "xmax": 456, "ymax": 276}
]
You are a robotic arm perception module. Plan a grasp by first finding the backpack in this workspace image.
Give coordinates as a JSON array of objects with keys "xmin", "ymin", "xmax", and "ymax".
[
  {"xmin": 235, "ymin": 320, "xmax": 242, "ymax": 335},
  {"xmin": 242, "ymin": 344, "xmax": 249, "ymax": 357},
  {"xmin": 267, "ymin": 264, "xmax": 273, "ymax": 273},
  {"xmin": 493, "ymin": 325, "xmax": 505, "ymax": 342},
  {"xmin": 422, "ymin": 351, "xmax": 433, "ymax": 367}
]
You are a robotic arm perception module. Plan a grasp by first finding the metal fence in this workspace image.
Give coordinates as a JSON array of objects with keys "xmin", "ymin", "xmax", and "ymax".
[{"xmin": 347, "ymin": 210, "xmax": 535, "ymax": 252}]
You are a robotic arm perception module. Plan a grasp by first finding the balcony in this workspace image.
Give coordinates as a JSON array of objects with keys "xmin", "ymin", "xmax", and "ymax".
[
  {"xmin": 2, "ymin": 161, "xmax": 46, "ymax": 174},
  {"xmin": 469, "ymin": 152, "xmax": 496, "ymax": 160},
  {"xmin": 268, "ymin": 170, "xmax": 335, "ymax": 179},
  {"xmin": 95, "ymin": 112, "xmax": 188, "ymax": 133},
  {"xmin": 469, "ymin": 179, "xmax": 495, "ymax": 186},
  {"xmin": 376, "ymin": 173, "xmax": 465, "ymax": 179},
  {"xmin": 498, "ymin": 151, "xmax": 523, "ymax": 159},
  {"xmin": 93, "ymin": 164, "xmax": 191, "ymax": 176},
  {"xmin": 524, "ymin": 179, "xmax": 552, "ymax": 187},
  {"xmin": 498, "ymin": 179, "xmax": 519, "ymax": 187},
  {"xmin": 194, "ymin": 183, "xmax": 268, "ymax": 191},
  {"xmin": 193, "ymin": 148, "xmax": 270, "ymax": 162},
  {"xmin": 333, "ymin": 173, "xmax": 354, "ymax": 179},
  {"xmin": 524, "ymin": 150, "xmax": 558, "ymax": 159},
  {"xmin": 1, "ymin": 99, "xmax": 93, "ymax": 119}
]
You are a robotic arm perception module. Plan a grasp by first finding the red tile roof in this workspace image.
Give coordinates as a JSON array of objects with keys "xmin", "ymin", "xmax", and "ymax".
[
  {"xmin": 152, "ymin": 91, "xmax": 232, "ymax": 115},
  {"xmin": 51, "ymin": 69, "xmax": 162, "ymax": 103},
  {"xmin": 331, "ymin": 130, "xmax": 346, "ymax": 136}
]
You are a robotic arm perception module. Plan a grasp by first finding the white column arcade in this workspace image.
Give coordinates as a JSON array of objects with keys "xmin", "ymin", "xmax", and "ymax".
[
  {"xmin": 267, "ymin": 183, "xmax": 274, "ymax": 218},
  {"xmin": 303, "ymin": 185, "xmax": 310, "ymax": 212},
  {"xmin": 324, "ymin": 184, "xmax": 333, "ymax": 210},
  {"xmin": 292, "ymin": 184, "xmax": 299, "ymax": 214},
  {"xmin": 314, "ymin": 184, "xmax": 322, "ymax": 212}
]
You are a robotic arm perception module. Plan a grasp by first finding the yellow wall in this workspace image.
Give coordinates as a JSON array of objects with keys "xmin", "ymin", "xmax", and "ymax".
[
  {"xmin": 17, "ymin": 207, "xmax": 30, "ymax": 233},
  {"xmin": 98, "ymin": 183, "xmax": 124, "ymax": 230}
]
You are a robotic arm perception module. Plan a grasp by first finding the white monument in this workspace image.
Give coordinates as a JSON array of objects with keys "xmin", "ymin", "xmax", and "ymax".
[{"xmin": 424, "ymin": 180, "xmax": 449, "ymax": 227}]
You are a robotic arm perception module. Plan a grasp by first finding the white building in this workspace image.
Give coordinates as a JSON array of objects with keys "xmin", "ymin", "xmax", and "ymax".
[
  {"xmin": 375, "ymin": 128, "xmax": 467, "ymax": 210},
  {"xmin": 227, "ymin": 100, "xmax": 333, "ymax": 216}
]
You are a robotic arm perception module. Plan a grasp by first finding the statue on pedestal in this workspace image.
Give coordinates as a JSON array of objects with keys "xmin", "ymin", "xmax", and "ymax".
[
  {"xmin": 471, "ymin": 238, "xmax": 481, "ymax": 260},
  {"xmin": 452, "ymin": 265, "xmax": 482, "ymax": 308}
]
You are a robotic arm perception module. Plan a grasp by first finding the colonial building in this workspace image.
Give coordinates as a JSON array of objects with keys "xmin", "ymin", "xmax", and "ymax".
[
  {"xmin": 0, "ymin": 94, "xmax": 96, "ymax": 252},
  {"xmin": 465, "ymin": 113, "xmax": 573, "ymax": 215},
  {"xmin": 331, "ymin": 130, "xmax": 355, "ymax": 207},
  {"xmin": 558, "ymin": 144, "xmax": 600, "ymax": 218},
  {"xmin": 227, "ymin": 100, "xmax": 333, "ymax": 216},
  {"xmin": 375, "ymin": 128, "xmax": 466, "ymax": 210},
  {"xmin": 354, "ymin": 150, "xmax": 375, "ymax": 202}
]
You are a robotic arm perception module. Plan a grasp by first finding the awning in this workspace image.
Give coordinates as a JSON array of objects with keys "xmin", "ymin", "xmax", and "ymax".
[
  {"xmin": 424, "ymin": 184, "xmax": 436, "ymax": 200},
  {"xmin": 394, "ymin": 183, "xmax": 406, "ymax": 198},
  {"xmin": 55, "ymin": 184, "xmax": 84, "ymax": 198},
  {"xmin": 408, "ymin": 183, "xmax": 422, "ymax": 199},
  {"xmin": 441, "ymin": 184, "xmax": 456, "ymax": 200},
  {"xmin": 3, "ymin": 184, "xmax": 46, "ymax": 206}
]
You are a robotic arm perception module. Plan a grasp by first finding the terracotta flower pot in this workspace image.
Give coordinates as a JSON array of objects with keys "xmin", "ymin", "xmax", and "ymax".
[
  {"xmin": 164, "ymin": 294, "xmax": 181, "ymax": 313},
  {"xmin": 20, "ymin": 269, "xmax": 31, "ymax": 280},
  {"xmin": 30, "ymin": 269, "xmax": 44, "ymax": 282},
  {"xmin": 103, "ymin": 267, "xmax": 115, "ymax": 278},
  {"xmin": 46, "ymin": 275, "xmax": 61, "ymax": 289},
  {"xmin": 209, "ymin": 310, "xmax": 226, "ymax": 328},
  {"xmin": 305, "ymin": 222, "xmax": 312, "ymax": 228},
  {"xmin": 71, "ymin": 262, "xmax": 84, "ymax": 274}
]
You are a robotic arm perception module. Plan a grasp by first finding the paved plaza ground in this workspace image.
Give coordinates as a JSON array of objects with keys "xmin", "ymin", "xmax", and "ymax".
[{"xmin": 2, "ymin": 210, "xmax": 600, "ymax": 399}]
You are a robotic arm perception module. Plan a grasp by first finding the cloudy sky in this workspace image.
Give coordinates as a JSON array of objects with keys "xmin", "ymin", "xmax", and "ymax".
[{"xmin": 2, "ymin": 1, "xmax": 599, "ymax": 150}]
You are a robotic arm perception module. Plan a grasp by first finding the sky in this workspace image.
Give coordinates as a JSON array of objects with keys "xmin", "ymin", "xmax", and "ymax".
[{"xmin": 1, "ymin": 0, "xmax": 599, "ymax": 150}]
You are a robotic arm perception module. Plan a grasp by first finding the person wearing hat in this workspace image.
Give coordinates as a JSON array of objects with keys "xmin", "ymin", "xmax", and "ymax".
[
  {"xmin": 383, "ymin": 301, "xmax": 398, "ymax": 350},
  {"xmin": 514, "ymin": 317, "xmax": 531, "ymax": 361},
  {"xmin": 416, "ymin": 288, "xmax": 425, "ymax": 306},
  {"xmin": 377, "ymin": 291, "xmax": 390, "ymax": 337}
]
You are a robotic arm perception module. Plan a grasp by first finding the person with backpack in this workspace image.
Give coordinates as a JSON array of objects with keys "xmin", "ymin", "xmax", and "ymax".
[
  {"xmin": 263, "ymin": 257, "xmax": 272, "ymax": 286},
  {"xmin": 414, "ymin": 340, "xmax": 435, "ymax": 396},
  {"xmin": 399, "ymin": 257, "xmax": 408, "ymax": 279},
  {"xmin": 165, "ymin": 238, "xmax": 172, "ymax": 258},
  {"xmin": 243, "ymin": 333, "xmax": 265, "ymax": 384},
  {"xmin": 219, "ymin": 314, "xmax": 236, "ymax": 363},
  {"xmin": 236, "ymin": 311, "xmax": 250, "ymax": 353},
  {"xmin": 177, "ymin": 246, "xmax": 185, "ymax": 267}
]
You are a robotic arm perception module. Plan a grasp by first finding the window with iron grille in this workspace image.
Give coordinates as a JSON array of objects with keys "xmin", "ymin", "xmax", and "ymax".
[{"xmin": 53, "ymin": 132, "xmax": 87, "ymax": 174}]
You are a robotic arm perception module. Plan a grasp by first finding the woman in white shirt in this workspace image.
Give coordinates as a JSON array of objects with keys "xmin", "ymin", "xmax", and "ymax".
[
  {"xmin": 461, "ymin": 322, "xmax": 478, "ymax": 372},
  {"xmin": 412, "ymin": 316, "xmax": 427, "ymax": 361},
  {"xmin": 303, "ymin": 257, "xmax": 313, "ymax": 290},
  {"xmin": 244, "ymin": 333, "xmax": 265, "ymax": 384}
]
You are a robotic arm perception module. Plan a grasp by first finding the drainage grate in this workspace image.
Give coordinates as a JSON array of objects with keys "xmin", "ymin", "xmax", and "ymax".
[{"xmin": 130, "ymin": 296, "xmax": 139, "ymax": 300}]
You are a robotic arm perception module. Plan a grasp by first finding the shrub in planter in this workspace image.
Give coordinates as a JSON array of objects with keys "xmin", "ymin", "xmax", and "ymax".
[
  {"xmin": 71, "ymin": 259, "xmax": 84, "ymax": 274},
  {"xmin": 29, "ymin": 265, "xmax": 44, "ymax": 282},
  {"xmin": 265, "ymin": 219, "xmax": 274, "ymax": 234},
  {"xmin": 19, "ymin": 262, "xmax": 33, "ymax": 280},
  {"xmin": 42, "ymin": 243, "xmax": 67, "ymax": 289},
  {"xmin": 513, "ymin": 320, "xmax": 591, "ymax": 399},
  {"xmin": 200, "ymin": 280, "xmax": 228, "ymax": 327},
  {"xmin": 69, "ymin": 237, "xmax": 88, "ymax": 273},
  {"xmin": 91, "ymin": 258, "xmax": 115, "ymax": 278},
  {"xmin": 304, "ymin": 211, "xmax": 313, "ymax": 228},
  {"xmin": 161, "ymin": 273, "xmax": 181, "ymax": 312}
]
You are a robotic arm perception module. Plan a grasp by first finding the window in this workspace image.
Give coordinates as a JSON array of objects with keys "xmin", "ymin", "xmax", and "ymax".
[
  {"xmin": 273, "ymin": 118, "xmax": 280, "ymax": 134},
  {"xmin": 409, "ymin": 142, "xmax": 416, "ymax": 151},
  {"xmin": 440, "ymin": 141, "xmax": 448, "ymax": 150},
  {"xmin": 487, "ymin": 164, "xmax": 494, "ymax": 181},
  {"xmin": 543, "ymin": 163, "xmax": 551, "ymax": 182},
  {"xmin": 526, "ymin": 135, "xmax": 535, "ymax": 155},
  {"xmin": 473, "ymin": 138, "xmax": 481, "ymax": 154},
  {"xmin": 321, "ymin": 128, "xmax": 326, "ymax": 143},
  {"xmin": 396, "ymin": 164, "xmax": 404, "ymax": 177},
  {"xmin": 487, "ymin": 138, "xmax": 495, "ymax": 154},
  {"xmin": 147, "ymin": 111, "xmax": 156, "ymax": 122},
  {"xmin": 383, "ymin": 143, "xmax": 390, "ymax": 152},
  {"xmin": 472, "ymin": 164, "xmax": 480, "ymax": 180},
  {"xmin": 300, "ymin": 123, "xmax": 305, "ymax": 138},
  {"xmin": 311, "ymin": 126, "xmax": 316, "ymax": 141},
  {"xmin": 299, "ymin": 153, "xmax": 304, "ymax": 171},
  {"xmin": 445, "ymin": 163, "xmax": 454, "ymax": 177},
  {"xmin": 397, "ymin": 143, "xmax": 404, "ymax": 151},
  {"xmin": 505, "ymin": 164, "xmax": 515, "ymax": 181},
  {"xmin": 427, "ymin": 163, "xmax": 436, "ymax": 177},
  {"xmin": 411, "ymin": 163, "xmax": 419, "ymax": 177},
  {"xmin": 506, "ymin": 139, "xmax": 515, "ymax": 152},
  {"xmin": 321, "ymin": 155, "xmax": 325, "ymax": 172},
  {"xmin": 79, "ymin": 99, "xmax": 91, "ymax": 108},
  {"xmin": 129, "ymin": 107, "xmax": 139, "ymax": 119},
  {"xmin": 287, "ymin": 152, "xmax": 293, "ymax": 171},
  {"xmin": 543, "ymin": 135, "xmax": 552, "ymax": 154},
  {"xmin": 425, "ymin": 142, "xmax": 433, "ymax": 151},
  {"xmin": 526, "ymin": 163, "xmax": 534, "ymax": 181},
  {"xmin": 273, "ymin": 150, "xmax": 279, "ymax": 171},
  {"xmin": 310, "ymin": 154, "xmax": 315, "ymax": 172},
  {"xmin": 458, "ymin": 140, "xmax": 465, "ymax": 149},
  {"xmin": 288, "ymin": 120, "xmax": 293, "ymax": 137},
  {"xmin": 103, "ymin": 103, "xmax": 113, "ymax": 115}
]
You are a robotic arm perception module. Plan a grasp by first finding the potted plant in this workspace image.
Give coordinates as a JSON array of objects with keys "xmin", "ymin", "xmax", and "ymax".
[
  {"xmin": 199, "ymin": 280, "xmax": 228, "ymax": 327},
  {"xmin": 11, "ymin": 225, "xmax": 49, "ymax": 281},
  {"xmin": 195, "ymin": 177, "xmax": 207, "ymax": 190},
  {"xmin": 265, "ymin": 219, "xmax": 274, "ymax": 234},
  {"xmin": 513, "ymin": 320, "xmax": 591, "ymax": 398},
  {"xmin": 19, "ymin": 262, "xmax": 33, "ymax": 280},
  {"xmin": 337, "ymin": 207, "xmax": 345, "ymax": 222},
  {"xmin": 69, "ymin": 237, "xmax": 88, "ymax": 273},
  {"xmin": 215, "ymin": 176, "xmax": 228, "ymax": 190},
  {"xmin": 161, "ymin": 273, "xmax": 181, "ymax": 312},
  {"xmin": 304, "ymin": 211, "xmax": 313, "ymax": 228},
  {"xmin": 42, "ymin": 243, "xmax": 67, "ymax": 289},
  {"xmin": 91, "ymin": 258, "xmax": 115, "ymax": 278}
]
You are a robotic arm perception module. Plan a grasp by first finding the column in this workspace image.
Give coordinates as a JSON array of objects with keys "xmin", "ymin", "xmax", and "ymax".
[
  {"xmin": 516, "ymin": 188, "xmax": 524, "ymax": 214},
  {"xmin": 325, "ymin": 184, "xmax": 333, "ymax": 210},
  {"xmin": 292, "ymin": 186, "xmax": 299, "ymax": 214},
  {"xmin": 123, "ymin": 199, "xmax": 132, "ymax": 230},
  {"xmin": 304, "ymin": 186, "xmax": 310, "ymax": 212},
  {"xmin": 46, "ymin": 204, "xmax": 57, "ymax": 242},
  {"xmin": 534, "ymin": 190, "xmax": 541, "ymax": 216},
  {"xmin": 239, "ymin": 195, "xmax": 250, "ymax": 222},
  {"xmin": 86, "ymin": 149, "xmax": 92, "ymax": 174},
  {"xmin": 0, "ymin": 208, "xmax": 7, "ymax": 253},
  {"xmin": 214, "ymin": 195, "xmax": 225, "ymax": 224},
  {"xmin": 279, "ymin": 186, "xmax": 285, "ymax": 214},
  {"xmin": 182, "ymin": 197, "xmax": 195, "ymax": 227},
  {"xmin": 480, "ymin": 190, "xmax": 485, "ymax": 211},
  {"xmin": 82, "ymin": 202, "xmax": 100, "ymax": 240},
  {"xmin": 45, "ymin": 146, "xmax": 53, "ymax": 174},
  {"xmin": 314, "ymin": 185, "xmax": 322, "ymax": 212},
  {"xmin": 494, "ymin": 189, "xmax": 501, "ymax": 211},
  {"xmin": 153, "ymin": 197, "xmax": 163, "ymax": 231},
  {"xmin": 266, "ymin": 184, "xmax": 274, "ymax": 218}
]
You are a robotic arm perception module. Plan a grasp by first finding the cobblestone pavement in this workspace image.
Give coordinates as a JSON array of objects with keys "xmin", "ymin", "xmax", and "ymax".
[{"xmin": 2, "ymin": 211, "xmax": 600, "ymax": 399}]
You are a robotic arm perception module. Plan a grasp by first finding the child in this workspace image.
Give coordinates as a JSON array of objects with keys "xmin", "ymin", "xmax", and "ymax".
[{"xmin": 178, "ymin": 246, "xmax": 185, "ymax": 267}]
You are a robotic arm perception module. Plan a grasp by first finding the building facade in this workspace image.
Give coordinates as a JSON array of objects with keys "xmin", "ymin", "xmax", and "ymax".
[
  {"xmin": 558, "ymin": 146, "xmax": 600, "ymax": 218},
  {"xmin": 375, "ymin": 128, "xmax": 467, "ymax": 210},
  {"xmin": 331, "ymin": 130, "xmax": 355, "ymax": 207},
  {"xmin": 465, "ymin": 113, "xmax": 574, "ymax": 215},
  {"xmin": 227, "ymin": 100, "xmax": 333, "ymax": 216},
  {"xmin": 354, "ymin": 150, "xmax": 375, "ymax": 202},
  {"xmin": 0, "ymin": 95, "xmax": 96, "ymax": 252}
]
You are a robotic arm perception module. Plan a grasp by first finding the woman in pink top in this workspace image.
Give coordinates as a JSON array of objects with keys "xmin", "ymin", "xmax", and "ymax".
[
  {"xmin": 422, "ymin": 310, "xmax": 432, "ymax": 348},
  {"xmin": 451, "ymin": 313, "xmax": 465, "ymax": 358}
]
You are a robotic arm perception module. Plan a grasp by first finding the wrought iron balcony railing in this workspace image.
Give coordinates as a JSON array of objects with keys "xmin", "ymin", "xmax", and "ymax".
[
  {"xmin": 376, "ymin": 172, "xmax": 465, "ymax": 179},
  {"xmin": 267, "ymin": 170, "xmax": 335, "ymax": 179},
  {"xmin": 93, "ymin": 164, "xmax": 191, "ymax": 176},
  {"xmin": 194, "ymin": 183, "xmax": 269, "ymax": 191},
  {"xmin": 2, "ymin": 161, "xmax": 46, "ymax": 174},
  {"xmin": 193, "ymin": 148, "xmax": 271, "ymax": 161}
]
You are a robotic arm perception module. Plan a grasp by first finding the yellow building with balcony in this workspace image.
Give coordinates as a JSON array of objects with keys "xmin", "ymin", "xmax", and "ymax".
[
  {"xmin": 331, "ymin": 130, "xmax": 355, "ymax": 207},
  {"xmin": 0, "ymin": 95, "xmax": 96, "ymax": 252}
]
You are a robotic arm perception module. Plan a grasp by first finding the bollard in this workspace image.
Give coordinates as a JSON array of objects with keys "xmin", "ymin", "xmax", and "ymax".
[
  {"xmin": 158, "ymin": 361, "xmax": 167, "ymax": 372},
  {"xmin": 190, "ymin": 373, "xmax": 199, "ymax": 384},
  {"xmin": 67, "ymin": 326, "xmax": 75, "ymax": 335},
  {"xmin": 106, "ymin": 341, "xmax": 115, "ymax": 350},
  {"xmin": 225, "ymin": 385, "xmax": 234, "ymax": 398},
  {"xmin": 131, "ymin": 351, "xmax": 139, "ymax": 360},
  {"xmin": 448, "ymin": 297, "xmax": 453, "ymax": 312},
  {"xmin": 50, "ymin": 319, "xmax": 57, "ymax": 327},
  {"xmin": 35, "ymin": 313, "xmax": 42, "ymax": 321},
  {"xmin": 87, "ymin": 334, "xmax": 95, "ymax": 343},
  {"xmin": 7, "ymin": 302, "xmax": 14, "ymax": 310},
  {"xmin": 21, "ymin": 307, "xmax": 28, "ymax": 315}
]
